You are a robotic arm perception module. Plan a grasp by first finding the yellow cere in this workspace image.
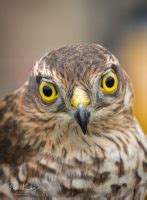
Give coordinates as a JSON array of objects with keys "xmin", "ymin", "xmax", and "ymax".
[
  {"xmin": 39, "ymin": 81, "xmax": 59, "ymax": 103},
  {"xmin": 100, "ymin": 71, "xmax": 118, "ymax": 94},
  {"xmin": 71, "ymin": 87, "xmax": 90, "ymax": 108}
]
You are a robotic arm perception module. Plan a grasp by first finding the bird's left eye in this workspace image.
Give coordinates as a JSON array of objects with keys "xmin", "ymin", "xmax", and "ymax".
[
  {"xmin": 100, "ymin": 70, "xmax": 118, "ymax": 94},
  {"xmin": 39, "ymin": 81, "xmax": 59, "ymax": 103}
]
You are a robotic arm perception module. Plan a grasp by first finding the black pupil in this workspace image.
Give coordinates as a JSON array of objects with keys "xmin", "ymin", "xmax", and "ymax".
[
  {"xmin": 43, "ymin": 85, "xmax": 53, "ymax": 97},
  {"xmin": 105, "ymin": 76, "xmax": 115, "ymax": 88}
]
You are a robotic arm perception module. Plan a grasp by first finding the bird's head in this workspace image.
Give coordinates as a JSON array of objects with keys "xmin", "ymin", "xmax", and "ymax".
[{"xmin": 17, "ymin": 44, "xmax": 134, "ymax": 154}]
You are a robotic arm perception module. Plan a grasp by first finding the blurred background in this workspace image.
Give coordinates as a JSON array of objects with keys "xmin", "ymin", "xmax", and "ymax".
[{"xmin": 0, "ymin": 0, "xmax": 147, "ymax": 132}]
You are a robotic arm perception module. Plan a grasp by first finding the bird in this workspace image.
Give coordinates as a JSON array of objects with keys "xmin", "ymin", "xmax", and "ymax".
[{"xmin": 0, "ymin": 44, "xmax": 146, "ymax": 200}]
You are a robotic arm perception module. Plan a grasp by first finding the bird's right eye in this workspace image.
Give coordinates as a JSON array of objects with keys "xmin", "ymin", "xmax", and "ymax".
[{"xmin": 39, "ymin": 81, "xmax": 59, "ymax": 103}]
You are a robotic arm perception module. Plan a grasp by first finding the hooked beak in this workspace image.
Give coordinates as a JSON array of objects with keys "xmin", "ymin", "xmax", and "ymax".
[{"xmin": 73, "ymin": 103, "xmax": 90, "ymax": 134}]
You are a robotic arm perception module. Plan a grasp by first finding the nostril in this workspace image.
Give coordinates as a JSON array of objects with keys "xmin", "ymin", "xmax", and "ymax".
[
  {"xmin": 71, "ymin": 98, "xmax": 90, "ymax": 108},
  {"xmin": 71, "ymin": 102, "xmax": 75, "ymax": 107}
]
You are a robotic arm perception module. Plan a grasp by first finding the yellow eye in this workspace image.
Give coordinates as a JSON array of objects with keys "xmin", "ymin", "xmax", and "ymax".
[
  {"xmin": 100, "ymin": 71, "xmax": 118, "ymax": 94},
  {"xmin": 39, "ymin": 81, "xmax": 59, "ymax": 103}
]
